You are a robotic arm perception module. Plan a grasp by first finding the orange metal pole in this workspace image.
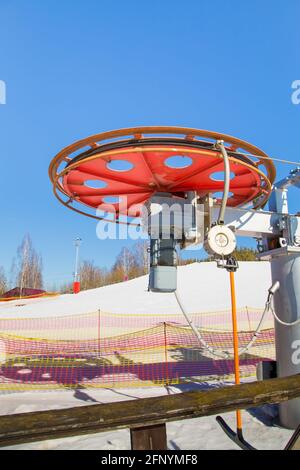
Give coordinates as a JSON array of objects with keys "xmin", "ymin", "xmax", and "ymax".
[
  {"xmin": 229, "ymin": 270, "xmax": 243, "ymax": 434},
  {"xmin": 73, "ymin": 281, "xmax": 80, "ymax": 294}
]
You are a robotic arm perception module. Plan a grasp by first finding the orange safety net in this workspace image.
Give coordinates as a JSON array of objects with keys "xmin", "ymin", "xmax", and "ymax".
[{"xmin": 0, "ymin": 308, "xmax": 275, "ymax": 392}]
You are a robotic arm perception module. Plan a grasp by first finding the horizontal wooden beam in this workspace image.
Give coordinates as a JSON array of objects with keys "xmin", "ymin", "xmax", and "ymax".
[{"xmin": 0, "ymin": 374, "xmax": 300, "ymax": 448}]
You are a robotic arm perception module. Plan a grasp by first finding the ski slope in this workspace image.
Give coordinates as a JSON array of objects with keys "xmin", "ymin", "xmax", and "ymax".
[
  {"xmin": 0, "ymin": 260, "xmax": 287, "ymax": 450},
  {"xmin": 0, "ymin": 262, "xmax": 272, "ymax": 318}
]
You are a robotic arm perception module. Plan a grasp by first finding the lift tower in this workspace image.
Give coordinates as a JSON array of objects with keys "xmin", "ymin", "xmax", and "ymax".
[{"xmin": 49, "ymin": 126, "xmax": 300, "ymax": 429}]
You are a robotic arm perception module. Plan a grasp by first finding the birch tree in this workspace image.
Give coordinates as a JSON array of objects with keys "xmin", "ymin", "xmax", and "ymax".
[
  {"xmin": 0, "ymin": 267, "xmax": 7, "ymax": 295},
  {"xmin": 16, "ymin": 234, "xmax": 43, "ymax": 293},
  {"xmin": 133, "ymin": 241, "xmax": 149, "ymax": 275},
  {"xmin": 79, "ymin": 260, "xmax": 105, "ymax": 290}
]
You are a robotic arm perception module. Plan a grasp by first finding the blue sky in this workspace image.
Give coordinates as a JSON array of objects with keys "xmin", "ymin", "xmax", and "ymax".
[{"xmin": 0, "ymin": 0, "xmax": 299, "ymax": 289}]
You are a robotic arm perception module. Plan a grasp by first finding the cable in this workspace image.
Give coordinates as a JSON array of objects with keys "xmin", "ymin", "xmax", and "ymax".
[
  {"xmin": 174, "ymin": 281, "xmax": 293, "ymax": 359},
  {"xmin": 237, "ymin": 296, "xmax": 272, "ymax": 355},
  {"xmin": 215, "ymin": 140, "xmax": 230, "ymax": 225},
  {"xmin": 232, "ymin": 282, "xmax": 300, "ymax": 353},
  {"xmin": 174, "ymin": 290, "xmax": 231, "ymax": 359},
  {"xmin": 269, "ymin": 300, "xmax": 300, "ymax": 327},
  {"xmin": 230, "ymin": 150, "xmax": 300, "ymax": 167}
]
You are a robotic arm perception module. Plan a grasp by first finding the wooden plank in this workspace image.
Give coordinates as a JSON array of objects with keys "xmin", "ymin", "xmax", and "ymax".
[
  {"xmin": 0, "ymin": 374, "xmax": 299, "ymax": 448},
  {"xmin": 130, "ymin": 424, "xmax": 167, "ymax": 450}
]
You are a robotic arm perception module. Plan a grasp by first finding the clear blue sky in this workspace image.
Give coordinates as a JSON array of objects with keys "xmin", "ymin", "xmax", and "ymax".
[{"xmin": 0, "ymin": 0, "xmax": 299, "ymax": 289}]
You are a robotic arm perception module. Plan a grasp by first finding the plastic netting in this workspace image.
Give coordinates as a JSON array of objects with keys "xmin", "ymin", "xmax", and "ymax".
[{"xmin": 0, "ymin": 308, "xmax": 275, "ymax": 392}]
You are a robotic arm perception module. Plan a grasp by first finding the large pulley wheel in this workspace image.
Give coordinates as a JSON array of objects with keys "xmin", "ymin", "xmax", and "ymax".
[{"xmin": 49, "ymin": 126, "xmax": 275, "ymax": 224}]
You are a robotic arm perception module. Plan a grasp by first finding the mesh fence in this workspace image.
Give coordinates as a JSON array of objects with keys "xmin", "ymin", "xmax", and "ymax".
[{"xmin": 0, "ymin": 308, "xmax": 275, "ymax": 392}]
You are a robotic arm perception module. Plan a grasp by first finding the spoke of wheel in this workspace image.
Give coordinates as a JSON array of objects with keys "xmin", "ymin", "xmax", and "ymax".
[
  {"xmin": 173, "ymin": 185, "xmax": 259, "ymax": 192},
  {"xmin": 140, "ymin": 151, "xmax": 161, "ymax": 189},
  {"xmin": 69, "ymin": 188, "xmax": 150, "ymax": 197},
  {"xmin": 69, "ymin": 167, "xmax": 150, "ymax": 190},
  {"xmin": 167, "ymin": 158, "xmax": 222, "ymax": 190}
]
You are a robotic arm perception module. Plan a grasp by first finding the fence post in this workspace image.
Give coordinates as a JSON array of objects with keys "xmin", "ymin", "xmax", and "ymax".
[
  {"xmin": 130, "ymin": 423, "xmax": 167, "ymax": 450},
  {"xmin": 98, "ymin": 309, "xmax": 101, "ymax": 358},
  {"xmin": 163, "ymin": 322, "xmax": 169, "ymax": 386}
]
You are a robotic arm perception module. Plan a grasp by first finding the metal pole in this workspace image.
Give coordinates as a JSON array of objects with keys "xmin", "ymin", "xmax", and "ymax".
[
  {"xmin": 271, "ymin": 253, "xmax": 300, "ymax": 429},
  {"xmin": 73, "ymin": 237, "xmax": 81, "ymax": 294},
  {"xmin": 229, "ymin": 270, "xmax": 243, "ymax": 436}
]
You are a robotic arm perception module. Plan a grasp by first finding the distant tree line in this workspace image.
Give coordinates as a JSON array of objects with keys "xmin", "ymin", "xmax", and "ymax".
[
  {"xmin": 60, "ymin": 241, "xmax": 150, "ymax": 293},
  {"xmin": 60, "ymin": 245, "xmax": 259, "ymax": 293},
  {"xmin": 0, "ymin": 235, "xmax": 259, "ymax": 296},
  {"xmin": 202, "ymin": 247, "xmax": 258, "ymax": 263}
]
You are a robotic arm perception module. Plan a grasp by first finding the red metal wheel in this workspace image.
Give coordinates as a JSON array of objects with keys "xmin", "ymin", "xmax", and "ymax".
[{"xmin": 49, "ymin": 127, "xmax": 275, "ymax": 224}]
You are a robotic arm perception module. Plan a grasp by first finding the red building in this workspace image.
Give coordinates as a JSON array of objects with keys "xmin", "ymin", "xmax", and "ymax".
[{"xmin": 0, "ymin": 287, "xmax": 46, "ymax": 299}]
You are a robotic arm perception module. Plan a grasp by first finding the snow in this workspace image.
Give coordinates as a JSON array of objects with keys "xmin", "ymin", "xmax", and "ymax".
[
  {"xmin": 0, "ymin": 262, "xmax": 272, "ymax": 318},
  {"xmin": 0, "ymin": 261, "xmax": 290, "ymax": 450}
]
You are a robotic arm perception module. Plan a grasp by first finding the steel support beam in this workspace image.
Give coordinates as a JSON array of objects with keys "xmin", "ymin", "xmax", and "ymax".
[{"xmin": 212, "ymin": 205, "xmax": 300, "ymax": 239}]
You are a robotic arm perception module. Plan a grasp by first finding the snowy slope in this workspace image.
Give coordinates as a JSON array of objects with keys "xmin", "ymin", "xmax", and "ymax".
[
  {"xmin": 0, "ymin": 262, "xmax": 272, "ymax": 318},
  {"xmin": 0, "ymin": 260, "xmax": 284, "ymax": 451}
]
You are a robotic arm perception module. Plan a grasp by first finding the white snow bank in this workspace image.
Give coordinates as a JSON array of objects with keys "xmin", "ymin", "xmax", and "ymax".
[{"xmin": 0, "ymin": 262, "xmax": 272, "ymax": 318}]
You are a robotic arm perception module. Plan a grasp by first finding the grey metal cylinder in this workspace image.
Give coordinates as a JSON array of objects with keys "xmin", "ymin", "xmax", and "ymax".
[
  {"xmin": 148, "ymin": 238, "xmax": 177, "ymax": 292},
  {"xmin": 271, "ymin": 253, "xmax": 300, "ymax": 429}
]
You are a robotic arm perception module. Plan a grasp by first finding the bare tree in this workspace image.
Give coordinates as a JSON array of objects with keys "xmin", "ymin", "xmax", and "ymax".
[
  {"xmin": 133, "ymin": 241, "xmax": 149, "ymax": 275},
  {"xmin": 177, "ymin": 252, "xmax": 198, "ymax": 266},
  {"xmin": 0, "ymin": 267, "xmax": 7, "ymax": 295},
  {"xmin": 16, "ymin": 234, "xmax": 43, "ymax": 294},
  {"xmin": 60, "ymin": 282, "xmax": 73, "ymax": 294},
  {"xmin": 79, "ymin": 260, "xmax": 106, "ymax": 290},
  {"xmin": 112, "ymin": 246, "xmax": 137, "ymax": 281},
  {"xmin": 58, "ymin": 241, "xmax": 151, "ymax": 292},
  {"xmin": 9, "ymin": 258, "xmax": 16, "ymax": 290}
]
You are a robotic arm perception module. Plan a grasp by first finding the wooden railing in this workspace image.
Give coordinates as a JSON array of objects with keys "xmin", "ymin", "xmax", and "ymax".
[{"xmin": 0, "ymin": 374, "xmax": 300, "ymax": 449}]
